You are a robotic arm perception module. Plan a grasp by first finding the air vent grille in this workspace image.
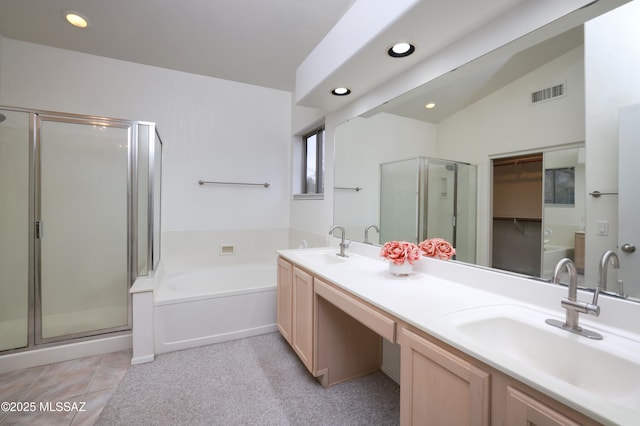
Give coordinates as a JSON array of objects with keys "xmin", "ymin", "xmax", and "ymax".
[{"xmin": 531, "ymin": 83, "xmax": 565, "ymax": 104}]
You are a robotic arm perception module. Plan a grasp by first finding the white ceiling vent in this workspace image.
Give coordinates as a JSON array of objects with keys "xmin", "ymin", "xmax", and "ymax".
[{"xmin": 531, "ymin": 83, "xmax": 566, "ymax": 105}]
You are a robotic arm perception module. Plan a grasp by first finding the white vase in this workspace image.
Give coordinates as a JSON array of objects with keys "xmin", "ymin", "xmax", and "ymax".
[{"xmin": 388, "ymin": 262, "xmax": 413, "ymax": 277}]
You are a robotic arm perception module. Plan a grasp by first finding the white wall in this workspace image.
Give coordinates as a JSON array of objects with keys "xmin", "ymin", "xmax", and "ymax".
[{"xmin": 0, "ymin": 38, "xmax": 292, "ymax": 235}]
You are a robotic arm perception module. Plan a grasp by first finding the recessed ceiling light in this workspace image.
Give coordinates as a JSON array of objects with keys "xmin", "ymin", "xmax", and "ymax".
[
  {"xmin": 331, "ymin": 87, "xmax": 351, "ymax": 96},
  {"xmin": 64, "ymin": 10, "xmax": 89, "ymax": 28},
  {"xmin": 425, "ymin": 102, "xmax": 436, "ymax": 109},
  {"xmin": 388, "ymin": 42, "xmax": 415, "ymax": 58}
]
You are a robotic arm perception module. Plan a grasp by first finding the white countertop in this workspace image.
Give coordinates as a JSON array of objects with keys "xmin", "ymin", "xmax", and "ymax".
[{"xmin": 277, "ymin": 244, "xmax": 640, "ymax": 425}]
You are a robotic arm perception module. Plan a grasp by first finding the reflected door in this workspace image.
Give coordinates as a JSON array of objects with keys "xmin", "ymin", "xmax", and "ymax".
[
  {"xmin": 424, "ymin": 161, "xmax": 456, "ymax": 243},
  {"xmin": 618, "ymin": 103, "xmax": 640, "ymax": 299},
  {"xmin": 36, "ymin": 117, "xmax": 131, "ymax": 342}
]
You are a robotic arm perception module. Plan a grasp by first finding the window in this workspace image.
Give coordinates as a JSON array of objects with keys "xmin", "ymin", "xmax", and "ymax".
[
  {"xmin": 545, "ymin": 167, "xmax": 575, "ymax": 205},
  {"xmin": 298, "ymin": 127, "xmax": 324, "ymax": 197}
]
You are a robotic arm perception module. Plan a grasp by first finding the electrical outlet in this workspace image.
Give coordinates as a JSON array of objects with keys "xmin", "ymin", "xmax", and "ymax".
[{"xmin": 219, "ymin": 245, "xmax": 235, "ymax": 255}]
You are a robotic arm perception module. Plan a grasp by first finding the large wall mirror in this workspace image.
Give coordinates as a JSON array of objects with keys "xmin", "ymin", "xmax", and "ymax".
[{"xmin": 334, "ymin": 0, "xmax": 640, "ymax": 301}]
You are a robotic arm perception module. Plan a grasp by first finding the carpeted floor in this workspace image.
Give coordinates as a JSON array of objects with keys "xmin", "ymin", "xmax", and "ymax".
[{"xmin": 96, "ymin": 332, "xmax": 400, "ymax": 425}]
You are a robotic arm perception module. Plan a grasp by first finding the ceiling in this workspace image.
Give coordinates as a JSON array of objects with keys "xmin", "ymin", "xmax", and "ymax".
[
  {"xmin": 368, "ymin": 0, "xmax": 626, "ymax": 123},
  {"xmin": 0, "ymin": 0, "xmax": 356, "ymax": 92},
  {"xmin": 295, "ymin": 0, "xmax": 530, "ymax": 110},
  {"xmin": 374, "ymin": 26, "xmax": 584, "ymax": 123},
  {"xmin": 0, "ymin": 0, "xmax": 601, "ymax": 113},
  {"xmin": 0, "ymin": 0, "xmax": 538, "ymax": 108}
]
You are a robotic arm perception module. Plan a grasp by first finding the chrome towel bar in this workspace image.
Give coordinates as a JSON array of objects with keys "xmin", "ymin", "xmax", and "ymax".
[
  {"xmin": 334, "ymin": 186, "xmax": 363, "ymax": 192},
  {"xmin": 589, "ymin": 191, "xmax": 618, "ymax": 197},
  {"xmin": 198, "ymin": 180, "xmax": 270, "ymax": 188}
]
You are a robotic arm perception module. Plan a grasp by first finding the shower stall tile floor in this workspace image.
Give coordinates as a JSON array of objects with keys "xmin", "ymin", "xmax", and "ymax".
[{"xmin": 0, "ymin": 349, "xmax": 130, "ymax": 425}]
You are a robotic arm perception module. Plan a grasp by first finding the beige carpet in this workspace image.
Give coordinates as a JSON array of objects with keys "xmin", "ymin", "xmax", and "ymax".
[{"xmin": 97, "ymin": 332, "xmax": 400, "ymax": 425}]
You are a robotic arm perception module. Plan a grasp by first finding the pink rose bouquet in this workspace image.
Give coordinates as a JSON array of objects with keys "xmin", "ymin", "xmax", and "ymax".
[
  {"xmin": 380, "ymin": 241, "xmax": 421, "ymax": 265},
  {"xmin": 418, "ymin": 238, "xmax": 456, "ymax": 260}
]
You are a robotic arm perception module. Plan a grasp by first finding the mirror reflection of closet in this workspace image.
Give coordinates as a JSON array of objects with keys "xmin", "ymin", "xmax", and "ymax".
[
  {"xmin": 491, "ymin": 146, "xmax": 585, "ymax": 279},
  {"xmin": 492, "ymin": 154, "xmax": 543, "ymax": 276}
]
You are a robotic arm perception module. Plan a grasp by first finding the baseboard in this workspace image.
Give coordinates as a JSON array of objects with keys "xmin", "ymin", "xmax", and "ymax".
[{"xmin": 131, "ymin": 354, "xmax": 155, "ymax": 365}]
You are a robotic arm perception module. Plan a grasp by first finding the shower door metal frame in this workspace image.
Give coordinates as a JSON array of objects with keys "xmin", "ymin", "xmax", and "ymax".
[
  {"xmin": 417, "ymin": 158, "xmax": 427, "ymax": 243},
  {"xmin": 150, "ymin": 128, "xmax": 163, "ymax": 272},
  {"xmin": 32, "ymin": 112, "xmax": 137, "ymax": 346},
  {"xmin": 0, "ymin": 105, "xmax": 161, "ymax": 354},
  {"xmin": 380, "ymin": 156, "xmax": 462, "ymax": 245}
]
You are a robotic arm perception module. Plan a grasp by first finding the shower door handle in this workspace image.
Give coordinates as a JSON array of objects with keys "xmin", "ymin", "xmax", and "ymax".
[{"xmin": 35, "ymin": 220, "xmax": 43, "ymax": 239}]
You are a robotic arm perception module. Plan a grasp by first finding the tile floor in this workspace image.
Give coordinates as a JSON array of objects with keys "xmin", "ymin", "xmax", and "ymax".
[{"xmin": 0, "ymin": 349, "xmax": 131, "ymax": 426}]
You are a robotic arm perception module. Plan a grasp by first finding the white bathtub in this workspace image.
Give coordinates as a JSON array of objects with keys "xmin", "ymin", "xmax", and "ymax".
[
  {"xmin": 153, "ymin": 263, "xmax": 277, "ymax": 354},
  {"xmin": 542, "ymin": 245, "xmax": 575, "ymax": 278}
]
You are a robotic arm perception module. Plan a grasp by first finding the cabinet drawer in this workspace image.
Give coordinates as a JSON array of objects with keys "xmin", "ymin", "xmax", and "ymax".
[{"xmin": 314, "ymin": 279, "xmax": 396, "ymax": 342}]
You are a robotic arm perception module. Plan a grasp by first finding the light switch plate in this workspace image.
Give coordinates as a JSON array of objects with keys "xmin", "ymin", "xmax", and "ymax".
[{"xmin": 597, "ymin": 220, "xmax": 609, "ymax": 236}]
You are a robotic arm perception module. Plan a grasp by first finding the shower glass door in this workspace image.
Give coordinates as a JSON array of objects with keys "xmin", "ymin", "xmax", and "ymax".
[
  {"xmin": 36, "ymin": 117, "xmax": 131, "ymax": 343},
  {"xmin": 455, "ymin": 162, "xmax": 477, "ymax": 264},
  {"xmin": 0, "ymin": 110, "xmax": 30, "ymax": 351},
  {"xmin": 423, "ymin": 160, "xmax": 477, "ymax": 263},
  {"xmin": 424, "ymin": 160, "xmax": 456, "ymax": 244},
  {"xmin": 380, "ymin": 158, "xmax": 420, "ymax": 243}
]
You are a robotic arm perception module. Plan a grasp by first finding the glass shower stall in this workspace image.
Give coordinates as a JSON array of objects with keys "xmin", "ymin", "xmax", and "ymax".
[
  {"xmin": 0, "ymin": 107, "xmax": 162, "ymax": 353},
  {"xmin": 379, "ymin": 157, "xmax": 477, "ymax": 263}
]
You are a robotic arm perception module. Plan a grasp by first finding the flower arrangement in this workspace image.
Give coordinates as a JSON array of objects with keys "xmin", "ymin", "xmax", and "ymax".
[
  {"xmin": 380, "ymin": 238, "xmax": 456, "ymax": 266},
  {"xmin": 380, "ymin": 241, "xmax": 421, "ymax": 265},
  {"xmin": 418, "ymin": 237, "xmax": 456, "ymax": 260}
]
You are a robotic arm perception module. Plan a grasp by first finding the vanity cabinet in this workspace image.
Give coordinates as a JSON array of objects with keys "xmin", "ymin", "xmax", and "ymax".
[
  {"xmin": 503, "ymin": 386, "xmax": 581, "ymax": 425},
  {"xmin": 574, "ymin": 232, "xmax": 585, "ymax": 273},
  {"xmin": 314, "ymin": 277, "xmax": 389, "ymax": 387},
  {"xmin": 398, "ymin": 325, "xmax": 600, "ymax": 426},
  {"xmin": 399, "ymin": 326, "xmax": 490, "ymax": 426},
  {"xmin": 292, "ymin": 266, "xmax": 314, "ymax": 372},
  {"xmin": 276, "ymin": 258, "xmax": 293, "ymax": 344},
  {"xmin": 492, "ymin": 374, "xmax": 600, "ymax": 426},
  {"xmin": 276, "ymin": 258, "xmax": 314, "ymax": 372},
  {"xmin": 277, "ymin": 256, "xmax": 389, "ymax": 387},
  {"xmin": 278, "ymin": 254, "xmax": 603, "ymax": 424}
]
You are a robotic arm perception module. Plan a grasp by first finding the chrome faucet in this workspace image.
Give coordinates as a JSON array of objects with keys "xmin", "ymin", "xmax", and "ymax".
[
  {"xmin": 364, "ymin": 224, "xmax": 379, "ymax": 245},
  {"xmin": 599, "ymin": 250, "xmax": 620, "ymax": 294},
  {"xmin": 545, "ymin": 258, "xmax": 602, "ymax": 339},
  {"xmin": 328, "ymin": 225, "xmax": 349, "ymax": 257}
]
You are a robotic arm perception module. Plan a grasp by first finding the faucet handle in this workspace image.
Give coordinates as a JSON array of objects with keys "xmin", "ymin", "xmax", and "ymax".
[
  {"xmin": 585, "ymin": 302, "xmax": 600, "ymax": 316},
  {"xmin": 591, "ymin": 287, "xmax": 600, "ymax": 307},
  {"xmin": 561, "ymin": 298, "xmax": 600, "ymax": 316}
]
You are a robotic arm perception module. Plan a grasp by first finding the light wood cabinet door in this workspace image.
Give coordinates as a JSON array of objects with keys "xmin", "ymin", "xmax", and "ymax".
[
  {"xmin": 276, "ymin": 257, "xmax": 293, "ymax": 344},
  {"xmin": 505, "ymin": 386, "xmax": 581, "ymax": 426},
  {"xmin": 293, "ymin": 266, "xmax": 314, "ymax": 372},
  {"xmin": 399, "ymin": 327, "xmax": 490, "ymax": 426}
]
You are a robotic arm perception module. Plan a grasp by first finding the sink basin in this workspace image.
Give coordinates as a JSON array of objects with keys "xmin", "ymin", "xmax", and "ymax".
[
  {"xmin": 437, "ymin": 305, "xmax": 640, "ymax": 411},
  {"xmin": 294, "ymin": 251, "xmax": 348, "ymax": 266}
]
